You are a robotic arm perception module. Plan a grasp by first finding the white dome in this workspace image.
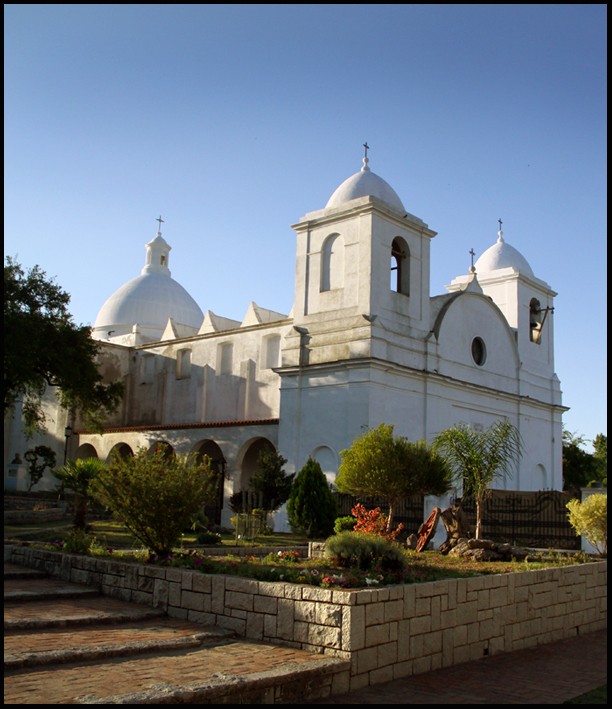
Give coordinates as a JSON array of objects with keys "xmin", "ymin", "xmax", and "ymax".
[
  {"xmin": 326, "ymin": 157, "xmax": 405, "ymax": 213},
  {"xmin": 92, "ymin": 231, "xmax": 203, "ymax": 341},
  {"xmin": 474, "ymin": 230, "xmax": 534, "ymax": 277}
]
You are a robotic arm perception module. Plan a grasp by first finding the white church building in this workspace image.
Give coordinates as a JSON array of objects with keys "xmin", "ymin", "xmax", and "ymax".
[{"xmin": 5, "ymin": 153, "xmax": 566, "ymax": 531}]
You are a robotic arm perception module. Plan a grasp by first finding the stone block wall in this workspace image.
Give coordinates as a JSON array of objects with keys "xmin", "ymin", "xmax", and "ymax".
[{"xmin": 5, "ymin": 544, "xmax": 606, "ymax": 692}]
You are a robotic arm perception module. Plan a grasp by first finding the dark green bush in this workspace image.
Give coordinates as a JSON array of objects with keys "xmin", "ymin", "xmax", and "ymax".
[
  {"xmin": 287, "ymin": 458, "xmax": 337, "ymax": 538},
  {"xmin": 334, "ymin": 515, "xmax": 357, "ymax": 534},
  {"xmin": 325, "ymin": 531, "xmax": 409, "ymax": 571},
  {"xmin": 196, "ymin": 529, "xmax": 222, "ymax": 545}
]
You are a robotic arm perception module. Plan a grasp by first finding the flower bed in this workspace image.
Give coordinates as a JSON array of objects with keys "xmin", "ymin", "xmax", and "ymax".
[
  {"xmin": 13, "ymin": 535, "xmax": 601, "ymax": 590},
  {"xmin": 4, "ymin": 542, "xmax": 607, "ymax": 694}
]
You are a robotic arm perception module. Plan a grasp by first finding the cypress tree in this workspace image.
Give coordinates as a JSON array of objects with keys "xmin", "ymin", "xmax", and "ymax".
[{"xmin": 287, "ymin": 458, "xmax": 337, "ymax": 538}]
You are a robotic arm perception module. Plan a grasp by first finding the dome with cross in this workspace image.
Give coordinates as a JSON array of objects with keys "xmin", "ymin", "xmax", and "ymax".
[
  {"xmin": 92, "ymin": 226, "xmax": 203, "ymax": 343},
  {"xmin": 474, "ymin": 226, "xmax": 534, "ymax": 277},
  {"xmin": 326, "ymin": 147, "xmax": 405, "ymax": 214}
]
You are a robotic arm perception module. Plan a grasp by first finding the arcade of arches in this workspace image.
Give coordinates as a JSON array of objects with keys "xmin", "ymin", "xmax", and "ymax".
[{"xmin": 73, "ymin": 436, "xmax": 277, "ymax": 527}]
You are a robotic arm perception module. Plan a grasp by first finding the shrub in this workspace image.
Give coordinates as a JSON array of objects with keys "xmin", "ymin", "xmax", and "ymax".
[
  {"xmin": 196, "ymin": 529, "xmax": 222, "ymax": 545},
  {"xmin": 61, "ymin": 528, "xmax": 93, "ymax": 554},
  {"xmin": 334, "ymin": 516, "xmax": 357, "ymax": 534},
  {"xmin": 325, "ymin": 531, "xmax": 409, "ymax": 572},
  {"xmin": 262, "ymin": 549, "xmax": 301, "ymax": 563},
  {"xmin": 287, "ymin": 458, "xmax": 338, "ymax": 538},
  {"xmin": 91, "ymin": 445, "xmax": 217, "ymax": 556},
  {"xmin": 566, "ymin": 494, "xmax": 607, "ymax": 556},
  {"xmin": 351, "ymin": 503, "xmax": 404, "ymax": 541}
]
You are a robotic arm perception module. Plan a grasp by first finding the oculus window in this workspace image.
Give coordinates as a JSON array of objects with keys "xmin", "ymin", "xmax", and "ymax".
[{"xmin": 471, "ymin": 337, "xmax": 486, "ymax": 366}]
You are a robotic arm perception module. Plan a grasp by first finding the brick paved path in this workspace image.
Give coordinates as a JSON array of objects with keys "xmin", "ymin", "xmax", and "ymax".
[{"xmin": 311, "ymin": 629, "xmax": 607, "ymax": 704}]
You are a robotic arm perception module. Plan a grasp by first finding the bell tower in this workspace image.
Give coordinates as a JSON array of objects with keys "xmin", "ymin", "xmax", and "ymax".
[
  {"xmin": 284, "ymin": 154, "xmax": 437, "ymax": 368},
  {"xmin": 447, "ymin": 223, "xmax": 559, "ymax": 390}
]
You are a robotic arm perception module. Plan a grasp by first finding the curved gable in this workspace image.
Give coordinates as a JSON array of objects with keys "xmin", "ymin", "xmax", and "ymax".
[{"xmin": 431, "ymin": 291, "xmax": 520, "ymax": 391}]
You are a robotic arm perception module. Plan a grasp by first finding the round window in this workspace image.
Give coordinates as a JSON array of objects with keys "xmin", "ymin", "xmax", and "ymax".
[{"xmin": 471, "ymin": 337, "xmax": 486, "ymax": 366}]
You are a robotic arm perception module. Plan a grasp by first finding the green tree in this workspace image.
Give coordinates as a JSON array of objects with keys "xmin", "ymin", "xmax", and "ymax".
[
  {"xmin": 52, "ymin": 457, "xmax": 107, "ymax": 529},
  {"xmin": 90, "ymin": 445, "xmax": 217, "ymax": 556},
  {"xmin": 4, "ymin": 256, "xmax": 123, "ymax": 433},
  {"xmin": 592, "ymin": 434, "xmax": 607, "ymax": 487},
  {"xmin": 336, "ymin": 423, "xmax": 453, "ymax": 530},
  {"xmin": 566, "ymin": 494, "xmax": 607, "ymax": 556},
  {"xmin": 24, "ymin": 445, "xmax": 56, "ymax": 492},
  {"xmin": 433, "ymin": 421, "xmax": 523, "ymax": 540},
  {"xmin": 287, "ymin": 458, "xmax": 338, "ymax": 538},
  {"xmin": 249, "ymin": 448, "xmax": 294, "ymax": 513},
  {"xmin": 562, "ymin": 430, "xmax": 598, "ymax": 495}
]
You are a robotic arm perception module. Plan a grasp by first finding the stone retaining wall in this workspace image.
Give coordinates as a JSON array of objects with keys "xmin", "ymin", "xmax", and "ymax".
[{"xmin": 4, "ymin": 544, "xmax": 606, "ymax": 692}]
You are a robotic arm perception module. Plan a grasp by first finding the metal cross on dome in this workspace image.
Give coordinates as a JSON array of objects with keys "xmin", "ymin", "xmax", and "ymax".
[{"xmin": 156, "ymin": 215, "xmax": 164, "ymax": 232}]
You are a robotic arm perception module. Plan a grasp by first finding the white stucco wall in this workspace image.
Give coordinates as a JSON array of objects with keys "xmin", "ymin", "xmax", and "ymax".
[{"xmin": 5, "ymin": 164, "xmax": 566, "ymax": 536}]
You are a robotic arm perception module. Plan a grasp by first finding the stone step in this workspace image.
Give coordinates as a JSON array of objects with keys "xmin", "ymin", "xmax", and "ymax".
[
  {"xmin": 4, "ymin": 576, "xmax": 102, "ymax": 603},
  {"xmin": 5, "ymin": 638, "xmax": 349, "ymax": 704},
  {"xmin": 4, "ymin": 618, "xmax": 236, "ymax": 669},
  {"xmin": 3, "ymin": 563, "xmax": 350, "ymax": 704},
  {"xmin": 4, "ymin": 594, "xmax": 168, "ymax": 630},
  {"xmin": 3, "ymin": 563, "xmax": 48, "ymax": 580}
]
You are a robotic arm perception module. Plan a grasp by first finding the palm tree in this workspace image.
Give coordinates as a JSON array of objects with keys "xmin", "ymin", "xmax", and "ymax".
[
  {"xmin": 434, "ymin": 421, "xmax": 522, "ymax": 540},
  {"xmin": 53, "ymin": 457, "xmax": 107, "ymax": 529}
]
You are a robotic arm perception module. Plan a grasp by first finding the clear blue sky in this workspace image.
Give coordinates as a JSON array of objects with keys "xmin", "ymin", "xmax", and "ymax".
[{"xmin": 5, "ymin": 5, "xmax": 607, "ymax": 450}]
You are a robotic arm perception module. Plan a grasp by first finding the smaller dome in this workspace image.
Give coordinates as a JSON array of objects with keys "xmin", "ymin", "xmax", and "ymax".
[
  {"xmin": 475, "ymin": 230, "xmax": 534, "ymax": 277},
  {"xmin": 326, "ymin": 157, "xmax": 405, "ymax": 213}
]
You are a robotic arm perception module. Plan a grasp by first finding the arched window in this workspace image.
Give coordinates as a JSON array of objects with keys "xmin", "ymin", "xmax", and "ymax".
[
  {"xmin": 390, "ymin": 237, "xmax": 410, "ymax": 295},
  {"xmin": 321, "ymin": 233, "xmax": 344, "ymax": 291},
  {"xmin": 196, "ymin": 440, "xmax": 227, "ymax": 526},
  {"xmin": 106, "ymin": 443, "xmax": 134, "ymax": 464},
  {"xmin": 529, "ymin": 298, "xmax": 543, "ymax": 344},
  {"xmin": 311, "ymin": 445, "xmax": 339, "ymax": 489}
]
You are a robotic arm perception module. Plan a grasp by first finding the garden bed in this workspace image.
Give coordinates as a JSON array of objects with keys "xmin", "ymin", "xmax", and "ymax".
[{"xmin": 4, "ymin": 542, "xmax": 606, "ymax": 694}]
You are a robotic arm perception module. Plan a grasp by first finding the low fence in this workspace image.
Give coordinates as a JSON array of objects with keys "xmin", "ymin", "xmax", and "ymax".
[
  {"xmin": 460, "ymin": 490, "xmax": 581, "ymax": 550},
  {"xmin": 335, "ymin": 490, "xmax": 581, "ymax": 550}
]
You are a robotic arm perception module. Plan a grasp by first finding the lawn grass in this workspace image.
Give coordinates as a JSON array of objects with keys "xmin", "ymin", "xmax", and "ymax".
[
  {"xmin": 4, "ymin": 518, "xmax": 309, "ymax": 549},
  {"xmin": 5, "ymin": 517, "xmax": 598, "ymax": 588}
]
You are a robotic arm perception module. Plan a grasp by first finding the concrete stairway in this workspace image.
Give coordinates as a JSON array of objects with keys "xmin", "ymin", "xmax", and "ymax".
[{"xmin": 4, "ymin": 562, "xmax": 349, "ymax": 704}]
